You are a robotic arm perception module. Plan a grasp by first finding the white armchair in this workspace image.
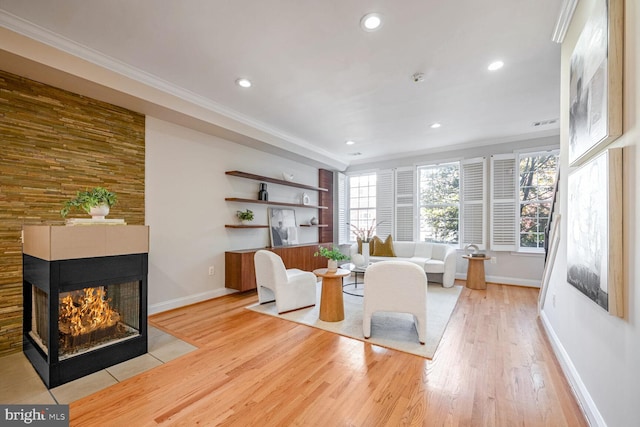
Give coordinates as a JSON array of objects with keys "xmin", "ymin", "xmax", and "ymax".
[
  {"xmin": 363, "ymin": 261, "xmax": 428, "ymax": 344},
  {"xmin": 254, "ymin": 250, "xmax": 317, "ymax": 314}
]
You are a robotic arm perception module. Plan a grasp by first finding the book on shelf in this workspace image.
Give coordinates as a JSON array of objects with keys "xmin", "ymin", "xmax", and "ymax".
[{"xmin": 65, "ymin": 218, "xmax": 127, "ymax": 226}]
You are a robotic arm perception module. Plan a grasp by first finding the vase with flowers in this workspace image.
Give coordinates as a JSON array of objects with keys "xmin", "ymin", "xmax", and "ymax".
[{"xmin": 348, "ymin": 219, "xmax": 383, "ymax": 265}]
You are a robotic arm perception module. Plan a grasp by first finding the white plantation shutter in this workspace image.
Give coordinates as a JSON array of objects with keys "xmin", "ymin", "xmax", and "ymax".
[
  {"xmin": 395, "ymin": 167, "xmax": 416, "ymax": 241},
  {"xmin": 461, "ymin": 158, "xmax": 486, "ymax": 249},
  {"xmin": 376, "ymin": 169, "xmax": 394, "ymax": 239},
  {"xmin": 337, "ymin": 172, "xmax": 347, "ymax": 244},
  {"xmin": 491, "ymin": 154, "xmax": 518, "ymax": 250}
]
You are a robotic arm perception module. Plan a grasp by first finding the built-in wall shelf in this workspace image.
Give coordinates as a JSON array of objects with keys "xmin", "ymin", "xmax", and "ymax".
[
  {"xmin": 225, "ymin": 224, "xmax": 269, "ymax": 229},
  {"xmin": 300, "ymin": 224, "xmax": 329, "ymax": 227},
  {"xmin": 226, "ymin": 170, "xmax": 328, "ymax": 192},
  {"xmin": 225, "ymin": 197, "xmax": 328, "ymax": 210}
]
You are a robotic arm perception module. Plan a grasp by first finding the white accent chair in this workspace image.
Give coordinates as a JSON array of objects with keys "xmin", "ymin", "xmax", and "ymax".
[
  {"xmin": 362, "ymin": 261, "xmax": 428, "ymax": 345},
  {"xmin": 254, "ymin": 250, "xmax": 317, "ymax": 314}
]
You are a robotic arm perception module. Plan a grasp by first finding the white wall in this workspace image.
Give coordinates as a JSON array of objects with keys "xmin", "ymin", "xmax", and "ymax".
[
  {"xmin": 145, "ymin": 117, "xmax": 322, "ymax": 314},
  {"xmin": 348, "ymin": 136, "xmax": 558, "ymax": 287},
  {"xmin": 540, "ymin": 1, "xmax": 640, "ymax": 426}
]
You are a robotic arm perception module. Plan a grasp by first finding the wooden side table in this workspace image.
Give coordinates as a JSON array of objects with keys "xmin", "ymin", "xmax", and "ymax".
[
  {"xmin": 463, "ymin": 256, "xmax": 490, "ymax": 290},
  {"xmin": 313, "ymin": 268, "xmax": 351, "ymax": 321}
]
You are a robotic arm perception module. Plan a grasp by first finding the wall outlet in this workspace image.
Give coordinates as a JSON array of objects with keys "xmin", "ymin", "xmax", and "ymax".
[
  {"xmin": 552, "ymin": 294, "xmax": 556, "ymax": 307},
  {"xmin": 208, "ymin": 266, "xmax": 215, "ymax": 276},
  {"xmin": 490, "ymin": 256, "xmax": 497, "ymax": 264}
]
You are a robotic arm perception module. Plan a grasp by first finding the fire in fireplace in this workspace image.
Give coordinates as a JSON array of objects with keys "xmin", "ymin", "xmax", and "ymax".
[
  {"xmin": 58, "ymin": 286, "xmax": 135, "ymax": 358},
  {"xmin": 29, "ymin": 282, "xmax": 142, "ymax": 362}
]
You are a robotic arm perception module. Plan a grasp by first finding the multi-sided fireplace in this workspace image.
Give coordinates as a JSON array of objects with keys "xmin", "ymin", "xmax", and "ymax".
[{"xmin": 22, "ymin": 225, "xmax": 149, "ymax": 388}]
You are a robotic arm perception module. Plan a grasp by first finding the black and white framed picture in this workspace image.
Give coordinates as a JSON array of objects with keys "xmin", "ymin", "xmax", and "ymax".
[
  {"xmin": 268, "ymin": 208, "xmax": 298, "ymax": 247},
  {"xmin": 568, "ymin": 0, "xmax": 622, "ymax": 166},
  {"xmin": 566, "ymin": 148, "xmax": 623, "ymax": 317}
]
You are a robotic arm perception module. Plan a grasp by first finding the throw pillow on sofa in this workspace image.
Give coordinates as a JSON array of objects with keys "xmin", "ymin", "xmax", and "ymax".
[{"xmin": 372, "ymin": 235, "xmax": 396, "ymax": 257}]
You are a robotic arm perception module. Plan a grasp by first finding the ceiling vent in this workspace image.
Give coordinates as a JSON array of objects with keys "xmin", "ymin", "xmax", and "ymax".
[{"xmin": 532, "ymin": 118, "xmax": 559, "ymax": 127}]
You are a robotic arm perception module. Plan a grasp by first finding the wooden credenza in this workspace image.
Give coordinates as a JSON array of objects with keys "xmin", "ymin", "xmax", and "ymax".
[{"xmin": 225, "ymin": 243, "xmax": 331, "ymax": 291}]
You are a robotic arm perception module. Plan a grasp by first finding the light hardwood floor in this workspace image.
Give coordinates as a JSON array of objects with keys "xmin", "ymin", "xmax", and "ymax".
[{"xmin": 70, "ymin": 282, "xmax": 586, "ymax": 426}]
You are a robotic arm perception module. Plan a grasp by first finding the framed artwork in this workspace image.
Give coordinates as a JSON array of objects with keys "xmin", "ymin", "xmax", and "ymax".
[
  {"xmin": 269, "ymin": 208, "xmax": 298, "ymax": 247},
  {"xmin": 566, "ymin": 148, "xmax": 623, "ymax": 317},
  {"xmin": 568, "ymin": 0, "xmax": 622, "ymax": 166}
]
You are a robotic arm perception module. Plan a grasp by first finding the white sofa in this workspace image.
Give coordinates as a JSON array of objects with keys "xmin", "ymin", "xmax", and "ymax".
[{"xmin": 349, "ymin": 241, "xmax": 457, "ymax": 288}]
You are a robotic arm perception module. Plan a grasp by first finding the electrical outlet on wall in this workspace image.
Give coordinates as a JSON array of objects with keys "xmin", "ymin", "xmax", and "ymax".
[
  {"xmin": 490, "ymin": 256, "xmax": 497, "ymax": 264},
  {"xmin": 208, "ymin": 266, "xmax": 215, "ymax": 276}
]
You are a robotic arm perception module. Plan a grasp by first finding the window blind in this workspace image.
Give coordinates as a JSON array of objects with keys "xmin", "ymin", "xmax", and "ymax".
[
  {"xmin": 490, "ymin": 154, "xmax": 518, "ymax": 251},
  {"xmin": 461, "ymin": 157, "xmax": 486, "ymax": 249}
]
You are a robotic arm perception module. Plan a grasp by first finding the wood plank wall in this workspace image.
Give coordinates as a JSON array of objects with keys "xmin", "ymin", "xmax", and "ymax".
[{"xmin": 0, "ymin": 70, "xmax": 145, "ymax": 357}]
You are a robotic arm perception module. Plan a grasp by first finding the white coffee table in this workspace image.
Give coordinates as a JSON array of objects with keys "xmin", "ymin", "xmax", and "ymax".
[{"xmin": 340, "ymin": 262, "xmax": 372, "ymax": 297}]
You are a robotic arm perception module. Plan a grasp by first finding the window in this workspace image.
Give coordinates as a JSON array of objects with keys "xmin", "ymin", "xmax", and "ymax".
[
  {"xmin": 418, "ymin": 163, "xmax": 459, "ymax": 244},
  {"xmin": 348, "ymin": 173, "xmax": 376, "ymax": 241},
  {"xmin": 518, "ymin": 152, "xmax": 558, "ymax": 250}
]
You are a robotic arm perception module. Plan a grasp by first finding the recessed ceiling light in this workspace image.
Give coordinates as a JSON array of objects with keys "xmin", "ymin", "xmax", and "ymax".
[
  {"xmin": 430, "ymin": 123, "xmax": 441, "ymax": 129},
  {"xmin": 235, "ymin": 78, "xmax": 252, "ymax": 88},
  {"xmin": 360, "ymin": 13, "xmax": 382, "ymax": 31},
  {"xmin": 487, "ymin": 61, "xmax": 504, "ymax": 71},
  {"xmin": 345, "ymin": 140, "xmax": 356, "ymax": 145}
]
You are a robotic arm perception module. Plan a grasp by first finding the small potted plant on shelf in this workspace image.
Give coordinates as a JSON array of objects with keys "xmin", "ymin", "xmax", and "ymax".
[
  {"xmin": 60, "ymin": 187, "xmax": 118, "ymax": 220},
  {"xmin": 314, "ymin": 245, "xmax": 349, "ymax": 272},
  {"xmin": 236, "ymin": 209, "xmax": 255, "ymax": 224}
]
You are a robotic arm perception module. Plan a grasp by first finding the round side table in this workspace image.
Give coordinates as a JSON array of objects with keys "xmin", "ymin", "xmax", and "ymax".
[
  {"xmin": 313, "ymin": 268, "xmax": 351, "ymax": 321},
  {"xmin": 463, "ymin": 256, "xmax": 490, "ymax": 290}
]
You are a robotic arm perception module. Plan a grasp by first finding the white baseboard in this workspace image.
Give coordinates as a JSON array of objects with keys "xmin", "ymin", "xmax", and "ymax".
[
  {"xmin": 455, "ymin": 273, "xmax": 541, "ymax": 288},
  {"xmin": 148, "ymin": 287, "xmax": 238, "ymax": 315},
  {"xmin": 539, "ymin": 311, "xmax": 606, "ymax": 427}
]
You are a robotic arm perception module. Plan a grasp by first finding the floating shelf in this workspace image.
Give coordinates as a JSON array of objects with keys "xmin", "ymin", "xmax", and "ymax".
[
  {"xmin": 225, "ymin": 198, "xmax": 328, "ymax": 209},
  {"xmin": 226, "ymin": 170, "xmax": 328, "ymax": 192},
  {"xmin": 225, "ymin": 224, "xmax": 269, "ymax": 229},
  {"xmin": 300, "ymin": 224, "xmax": 329, "ymax": 227}
]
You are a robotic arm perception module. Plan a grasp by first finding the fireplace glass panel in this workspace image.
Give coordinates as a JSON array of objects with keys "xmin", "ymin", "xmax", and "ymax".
[
  {"xmin": 30, "ymin": 286, "xmax": 50, "ymax": 355},
  {"xmin": 57, "ymin": 281, "xmax": 141, "ymax": 360}
]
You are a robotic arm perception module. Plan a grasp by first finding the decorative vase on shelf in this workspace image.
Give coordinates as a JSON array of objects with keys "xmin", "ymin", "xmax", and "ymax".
[
  {"xmin": 327, "ymin": 259, "xmax": 338, "ymax": 272},
  {"xmin": 309, "ymin": 217, "xmax": 318, "ymax": 225},
  {"xmin": 362, "ymin": 242, "xmax": 370, "ymax": 265},
  {"xmin": 89, "ymin": 204, "xmax": 110, "ymax": 220},
  {"xmin": 258, "ymin": 183, "xmax": 268, "ymax": 201}
]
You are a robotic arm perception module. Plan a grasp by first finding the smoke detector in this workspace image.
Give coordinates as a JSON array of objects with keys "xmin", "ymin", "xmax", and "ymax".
[{"xmin": 412, "ymin": 72, "xmax": 425, "ymax": 83}]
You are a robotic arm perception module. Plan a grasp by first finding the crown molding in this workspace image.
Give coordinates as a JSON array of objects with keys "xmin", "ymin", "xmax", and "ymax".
[{"xmin": 552, "ymin": 0, "xmax": 579, "ymax": 43}]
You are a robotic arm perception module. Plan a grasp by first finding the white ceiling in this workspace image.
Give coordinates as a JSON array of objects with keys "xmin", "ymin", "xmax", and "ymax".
[{"xmin": 0, "ymin": 0, "xmax": 562, "ymax": 168}]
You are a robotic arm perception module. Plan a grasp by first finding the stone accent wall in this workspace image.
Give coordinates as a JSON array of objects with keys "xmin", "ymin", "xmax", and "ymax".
[{"xmin": 0, "ymin": 70, "xmax": 145, "ymax": 357}]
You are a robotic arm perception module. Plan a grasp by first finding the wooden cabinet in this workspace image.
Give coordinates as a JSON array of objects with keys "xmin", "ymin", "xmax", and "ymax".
[{"xmin": 225, "ymin": 243, "xmax": 331, "ymax": 291}]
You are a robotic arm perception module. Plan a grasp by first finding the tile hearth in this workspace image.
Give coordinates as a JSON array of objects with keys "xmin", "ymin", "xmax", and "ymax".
[{"xmin": 0, "ymin": 326, "xmax": 196, "ymax": 404}]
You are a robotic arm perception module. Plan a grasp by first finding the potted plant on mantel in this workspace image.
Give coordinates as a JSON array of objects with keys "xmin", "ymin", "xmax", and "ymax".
[
  {"xmin": 60, "ymin": 187, "xmax": 118, "ymax": 220},
  {"xmin": 314, "ymin": 246, "xmax": 349, "ymax": 272},
  {"xmin": 236, "ymin": 209, "xmax": 254, "ymax": 225}
]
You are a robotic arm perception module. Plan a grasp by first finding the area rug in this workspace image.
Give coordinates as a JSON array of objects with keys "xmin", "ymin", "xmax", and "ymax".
[{"xmin": 247, "ymin": 282, "xmax": 463, "ymax": 358}]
